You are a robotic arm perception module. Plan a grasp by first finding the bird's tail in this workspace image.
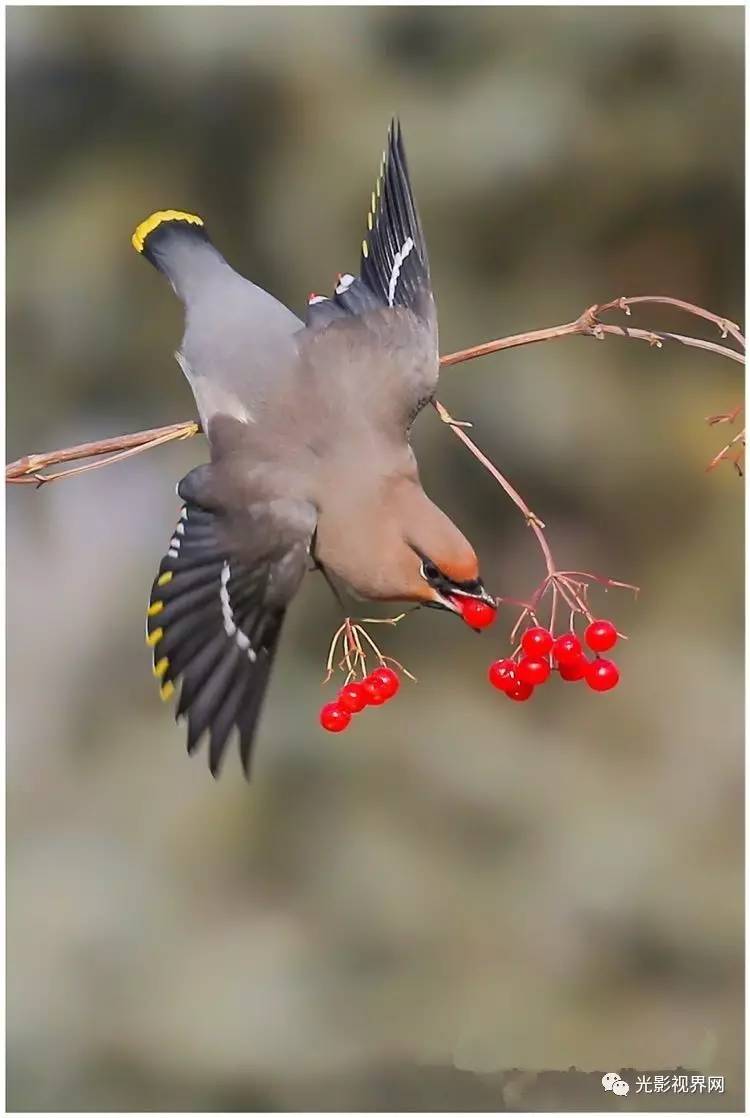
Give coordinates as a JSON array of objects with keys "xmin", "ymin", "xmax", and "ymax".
[{"xmin": 131, "ymin": 208, "xmax": 232, "ymax": 302}]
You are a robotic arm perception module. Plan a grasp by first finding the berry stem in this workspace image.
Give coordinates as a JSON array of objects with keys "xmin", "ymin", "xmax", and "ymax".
[
  {"xmin": 352, "ymin": 620, "xmax": 388, "ymax": 664},
  {"xmin": 344, "ymin": 618, "xmax": 368, "ymax": 677},
  {"xmin": 323, "ymin": 615, "xmax": 416, "ymax": 689},
  {"xmin": 324, "ymin": 620, "xmax": 349, "ymax": 682},
  {"xmin": 355, "ymin": 612, "xmax": 408, "ymax": 626},
  {"xmin": 550, "ymin": 582, "xmax": 560, "ymax": 639}
]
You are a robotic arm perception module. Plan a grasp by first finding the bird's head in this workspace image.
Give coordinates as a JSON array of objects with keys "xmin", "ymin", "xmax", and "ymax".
[
  {"xmin": 329, "ymin": 476, "xmax": 497, "ymax": 629},
  {"xmin": 399, "ymin": 488, "xmax": 497, "ymax": 628}
]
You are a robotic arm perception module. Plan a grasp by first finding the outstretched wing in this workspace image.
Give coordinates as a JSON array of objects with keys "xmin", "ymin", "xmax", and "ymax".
[
  {"xmin": 305, "ymin": 120, "xmax": 439, "ymax": 428},
  {"xmin": 360, "ymin": 118, "xmax": 432, "ymax": 316},
  {"xmin": 307, "ymin": 120, "xmax": 433, "ymax": 327},
  {"xmin": 146, "ymin": 469, "xmax": 316, "ymax": 777}
]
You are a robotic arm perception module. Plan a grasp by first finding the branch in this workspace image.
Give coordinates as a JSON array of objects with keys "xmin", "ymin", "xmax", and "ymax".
[
  {"xmin": 6, "ymin": 421, "xmax": 200, "ymax": 486},
  {"xmin": 705, "ymin": 406, "xmax": 745, "ymax": 476},
  {"xmin": 433, "ymin": 399, "xmax": 551, "ymax": 561},
  {"xmin": 598, "ymin": 295, "xmax": 744, "ymax": 350},
  {"xmin": 432, "ymin": 294, "xmax": 742, "ymax": 622},
  {"xmin": 6, "ymin": 295, "xmax": 743, "ymax": 485},
  {"xmin": 440, "ymin": 295, "xmax": 744, "ymax": 368}
]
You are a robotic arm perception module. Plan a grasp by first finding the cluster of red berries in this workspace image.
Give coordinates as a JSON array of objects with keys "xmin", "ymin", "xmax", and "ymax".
[
  {"xmin": 489, "ymin": 619, "xmax": 621, "ymax": 702},
  {"xmin": 319, "ymin": 665, "xmax": 401, "ymax": 732}
]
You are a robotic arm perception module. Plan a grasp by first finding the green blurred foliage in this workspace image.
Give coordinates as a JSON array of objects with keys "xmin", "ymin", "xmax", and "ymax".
[{"xmin": 7, "ymin": 6, "xmax": 743, "ymax": 1111}]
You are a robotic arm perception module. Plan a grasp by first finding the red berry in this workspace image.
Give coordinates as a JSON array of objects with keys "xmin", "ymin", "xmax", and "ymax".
[
  {"xmin": 521, "ymin": 626, "xmax": 553, "ymax": 656},
  {"xmin": 338, "ymin": 681, "xmax": 368, "ymax": 713},
  {"xmin": 585, "ymin": 658, "xmax": 620, "ymax": 692},
  {"xmin": 558, "ymin": 656, "xmax": 588, "ymax": 681},
  {"xmin": 506, "ymin": 678, "xmax": 534, "ymax": 702},
  {"xmin": 516, "ymin": 655, "xmax": 551, "ymax": 686},
  {"xmin": 369, "ymin": 665, "xmax": 400, "ymax": 700},
  {"xmin": 552, "ymin": 632, "xmax": 583, "ymax": 665},
  {"xmin": 362, "ymin": 675, "xmax": 388, "ymax": 706},
  {"xmin": 488, "ymin": 658, "xmax": 517, "ymax": 693},
  {"xmin": 457, "ymin": 598, "xmax": 497, "ymax": 630},
  {"xmin": 584, "ymin": 619, "xmax": 618, "ymax": 653},
  {"xmin": 319, "ymin": 702, "xmax": 352, "ymax": 732}
]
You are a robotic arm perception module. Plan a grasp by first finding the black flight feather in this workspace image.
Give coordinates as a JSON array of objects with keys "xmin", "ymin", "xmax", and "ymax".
[
  {"xmin": 146, "ymin": 501, "xmax": 288, "ymax": 777},
  {"xmin": 305, "ymin": 120, "xmax": 432, "ymax": 329},
  {"xmin": 360, "ymin": 120, "xmax": 431, "ymax": 316}
]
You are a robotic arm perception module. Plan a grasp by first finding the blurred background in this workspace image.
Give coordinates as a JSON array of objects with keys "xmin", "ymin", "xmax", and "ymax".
[{"xmin": 6, "ymin": 6, "xmax": 744, "ymax": 1112}]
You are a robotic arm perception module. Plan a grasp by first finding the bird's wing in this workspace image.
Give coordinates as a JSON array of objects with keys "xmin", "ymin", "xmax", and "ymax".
[
  {"xmin": 304, "ymin": 121, "xmax": 439, "ymax": 428},
  {"xmin": 146, "ymin": 465, "xmax": 316, "ymax": 777}
]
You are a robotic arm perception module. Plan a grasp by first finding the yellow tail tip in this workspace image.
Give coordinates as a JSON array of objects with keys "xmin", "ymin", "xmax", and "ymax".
[{"xmin": 132, "ymin": 210, "xmax": 204, "ymax": 253}]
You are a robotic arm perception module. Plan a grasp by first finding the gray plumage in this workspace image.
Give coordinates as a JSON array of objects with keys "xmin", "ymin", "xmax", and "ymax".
[{"xmin": 139, "ymin": 122, "xmax": 491, "ymax": 776}]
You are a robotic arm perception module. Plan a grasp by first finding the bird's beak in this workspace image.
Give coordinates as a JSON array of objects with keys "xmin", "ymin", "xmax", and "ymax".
[
  {"xmin": 426, "ymin": 588, "xmax": 462, "ymax": 613},
  {"xmin": 447, "ymin": 582, "xmax": 498, "ymax": 610},
  {"xmin": 426, "ymin": 580, "xmax": 497, "ymax": 614}
]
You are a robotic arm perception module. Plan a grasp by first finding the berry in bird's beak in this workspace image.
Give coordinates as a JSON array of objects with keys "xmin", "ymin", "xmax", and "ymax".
[{"xmin": 448, "ymin": 595, "xmax": 497, "ymax": 630}]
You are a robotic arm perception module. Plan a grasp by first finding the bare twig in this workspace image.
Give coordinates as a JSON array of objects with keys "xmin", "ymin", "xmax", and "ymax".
[
  {"xmin": 436, "ymin": 395, "xmax": 639, "ymax": 639},
  {"xmin": 703, "ymin": 404, "xmax": 745, "ymax": 475},
  {"xmin": 6, "ymin": 421, "xmax": 200, "ymax": 486},
  {"xmin": 438, "ymin": 317, "xmax": 586, "ymax": 367},
  {"xmin": 590, "ymin": 323, "xmax": 744, "ymax": 364},
  {"xmin": 434, "ymin": 399, "xmax": 550, "ymax": 549},
  {"xmin": 438, "ymin": 294, "xmax": 745, "ymax": 369},
  {"xmin": 596, "ymin": 295, "xmax": 745, "ymax": 351},
  {"xmin": 706, "ymin": 405, "xmax": 743, "ymax": 426}
]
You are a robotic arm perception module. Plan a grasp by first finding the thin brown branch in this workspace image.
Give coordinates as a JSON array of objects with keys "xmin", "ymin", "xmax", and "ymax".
[
  {"xmin": 706, "ymin": 427, "xmax": 746, "ymax": 475},
  {"xmin": 703, "ymin": 404, "xmax": 745, "ymax": 474},
  {"xmin": 440, "ymin": 294, "xmax": 745, "ymax": 369},
  {"xmin": 6, "ymin": 421, "xmax": 200, "ymax": 486},
  {"xmin": 591, "ymin": 323, "xmax": 745, "ymax": 364},
  {"xmin": 436, "ymin": 397, "xmax": 590, "ymax": 612},
  {"xmin": 434, "ymin": 399, "xmax": 553, "ymax": 574},
  {"xmin": 596, "ymin": 295, "xmax": 745, "ymax": 350},
  {"xmin": 706, "ymin": 405, "xmax": 743, "ymax": 426},
  {"xmin": 6, "ymin": 294, "xmax": 743, "ymax": 486},
  {"xmin": 439, "ymin": 318, "xmax": 585, "ymax": 367}
]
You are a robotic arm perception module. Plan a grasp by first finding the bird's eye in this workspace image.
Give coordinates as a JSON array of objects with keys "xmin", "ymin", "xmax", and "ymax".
[{"xmin": 420, "ymin": 559, "xmax": 441, "ymax": 583}]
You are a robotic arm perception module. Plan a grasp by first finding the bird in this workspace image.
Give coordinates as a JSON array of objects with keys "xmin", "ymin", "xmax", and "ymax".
[{"xmin": 134, "ymin": 121, "xmax": 496, "ymax": 777}]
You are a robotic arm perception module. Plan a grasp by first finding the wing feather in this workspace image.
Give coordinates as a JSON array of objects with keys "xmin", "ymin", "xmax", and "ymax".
[{"xmin": 146, "ymin": 472, "xmax": 316, "ymax": 776}]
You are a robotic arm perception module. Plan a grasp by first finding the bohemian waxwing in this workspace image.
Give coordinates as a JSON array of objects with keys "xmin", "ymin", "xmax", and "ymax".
[{"xmin": 134, "ymin": 121, "xmax": 495, "ymax": 776}]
